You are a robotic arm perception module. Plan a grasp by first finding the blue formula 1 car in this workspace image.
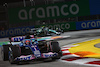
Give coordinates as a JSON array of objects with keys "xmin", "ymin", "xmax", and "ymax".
[{"xmin": 1, "ymin": 35, "xmax": 62, "ymax": 64}]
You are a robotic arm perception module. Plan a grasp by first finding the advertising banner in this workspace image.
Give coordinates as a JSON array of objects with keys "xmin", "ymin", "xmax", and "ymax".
[
  {"xmin": 35, "ymin": 22, "xmax": 76, "ymax": 31},
  {"xmin": 89, "ymin": 0, "xmax": 100, "ymax": 15},
  {"xmin": 0, "ymin": 26, "xmax": 34, "ymax": 38},
  {"xmin": 76, "ymin": 20, "xmax": 100, "ymax": 30},
  {"xmin": 8, "ymin": 0, "xmax": 90, "ymax": 24}
]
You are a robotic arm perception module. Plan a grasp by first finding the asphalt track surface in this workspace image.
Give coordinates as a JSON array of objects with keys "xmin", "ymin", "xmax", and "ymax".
[{"xmin": 0, "ymin": 29, "xmax": 100, "ymax": 67}]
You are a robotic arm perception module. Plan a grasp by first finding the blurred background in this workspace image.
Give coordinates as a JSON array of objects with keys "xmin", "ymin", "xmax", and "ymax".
[{"xmin": 0, "ymin": 0, "xmax": 98, "ymax": 30}]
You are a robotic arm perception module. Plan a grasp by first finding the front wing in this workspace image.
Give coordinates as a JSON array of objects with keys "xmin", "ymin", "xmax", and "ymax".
[{"xmin": 14, "ymin": 52, "xmax": 58, "ymax": 61}]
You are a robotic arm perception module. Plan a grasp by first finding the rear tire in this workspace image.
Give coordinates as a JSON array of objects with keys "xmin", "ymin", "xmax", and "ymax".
[
  {"xmin": 9, "ymin": 46, "xmax": 21, "ymax": 64},
  {"xmin": 1, "ymin": 45, "xmax": 11, "ymax": 61}
]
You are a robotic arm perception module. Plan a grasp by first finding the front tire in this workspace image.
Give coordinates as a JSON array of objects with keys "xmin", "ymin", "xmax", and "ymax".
[{"xmin": 51, "ymin": 41, "xmax": 62, "ymax": 59}]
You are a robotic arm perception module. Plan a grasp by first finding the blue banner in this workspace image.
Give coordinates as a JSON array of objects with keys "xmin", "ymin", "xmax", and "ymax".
[
  {"xmin": 76, "ymin": 20, "xmax": 100, "ymax": 30},
  {"xmin": 89, "ymin": 0, "xmax": 100, "ymax": 15},
  {"xmin": 0, "ymin": 26, "xmax": 34, "ymax": 38}
]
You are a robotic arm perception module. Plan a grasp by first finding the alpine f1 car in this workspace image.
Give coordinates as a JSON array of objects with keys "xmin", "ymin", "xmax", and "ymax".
[
  {"xmin": 1, "ymin": 35, "xmax": 62, "ymax": 64},
  {"xmin": 31, "ymin": 26, "xmax": 64, "ymax": 36}
]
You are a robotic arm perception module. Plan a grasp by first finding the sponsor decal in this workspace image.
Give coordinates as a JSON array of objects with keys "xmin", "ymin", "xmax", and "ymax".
[
  {"xmin": 34, "ymin": 50, "xmax": 41, "ymax": 57},
  {"xmin": 0, "ymin": 26, "xmax": 34, "ymax": 38},
  {"xmin": 47, "ymin": 23, "xmax": 71, "ymax": 30},
  {"xmin": 76, "ymin": 20, "xmax": 100, "ymax": 30},
  {"xmin": 8, "ymin": 0, "xmax": 90, "ymax": 23},
  {"xmin": 18, "ymin": 4, "xmax": 79, "ymax": 20},
  {"xmin": 11, "ymin": 35, "xmax": 34, "ymax": 42},
  {"xmin": 43, "ymin": 53, "xmax": 57, "ymax": 58},
  {"xmin": 13, "ymin": 37, "xmax": 24, "ymax": 41},
  {"xmin": 17, "ymin": 55, "xmax": 32, "ymax": 61},
  {"xmin": 35, "ymin": 22, "xmax": 76, "ymax": 31}
]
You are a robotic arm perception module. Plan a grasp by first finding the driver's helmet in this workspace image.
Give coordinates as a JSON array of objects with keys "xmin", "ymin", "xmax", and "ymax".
[
  {"xmin": 25, "ymin": 40, "xmax": 30, "ymax": 45},
  {"xmin": 42, "ymin": 26, "xmax": 45, "ymax": 28},
  {"xmin": 41, "ymin": 26, "xmax": 45, "ymax": 29},
  {"xmin": 56, "ymin": 28, "xmax": 59, "ymax": 30}
]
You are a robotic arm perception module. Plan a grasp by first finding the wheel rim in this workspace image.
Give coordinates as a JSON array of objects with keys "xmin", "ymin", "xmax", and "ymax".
[{"xmin": 9, "ymin": 52, "xmax": 14, "ymax": 63}]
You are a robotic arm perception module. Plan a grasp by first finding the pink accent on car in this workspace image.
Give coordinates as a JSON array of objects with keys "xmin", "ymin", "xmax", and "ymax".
[
  {"xmin": 30, "ymin": 35, "xmax": 34, "ymax": 38},
  {"xmin": 41, "ymin": 53, "xmax": 45, "ymax": 58},
  {"xmin": 30, "ymin": 55, "xmax": 35, "ymax": 59},
  {"xmin": 47, "ymin": 52, "xmax": 54, "ymax": 54},
  {"xmin": 17, "ymin": 55, "xmax": 35, "ymax": 60},
  {"xmin": 11, "ymin": 38, "xmax": 13, "ymax": 42}
]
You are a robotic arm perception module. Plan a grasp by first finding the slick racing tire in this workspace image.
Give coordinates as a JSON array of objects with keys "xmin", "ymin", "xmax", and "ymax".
[
  {"xmin": 51, "ymin": 41, "xmax": 62, "ymax": 59},
  {"xmin": 51, "ymin": 41, "xmax": 60, "ymax": 52},
  {"xmin": 1, "ymin": 45, "xmax": 11, "ymax": 61},
  {"xmin": 9, "ymin": 46, "xmax": 21, "ymax": 64}
]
